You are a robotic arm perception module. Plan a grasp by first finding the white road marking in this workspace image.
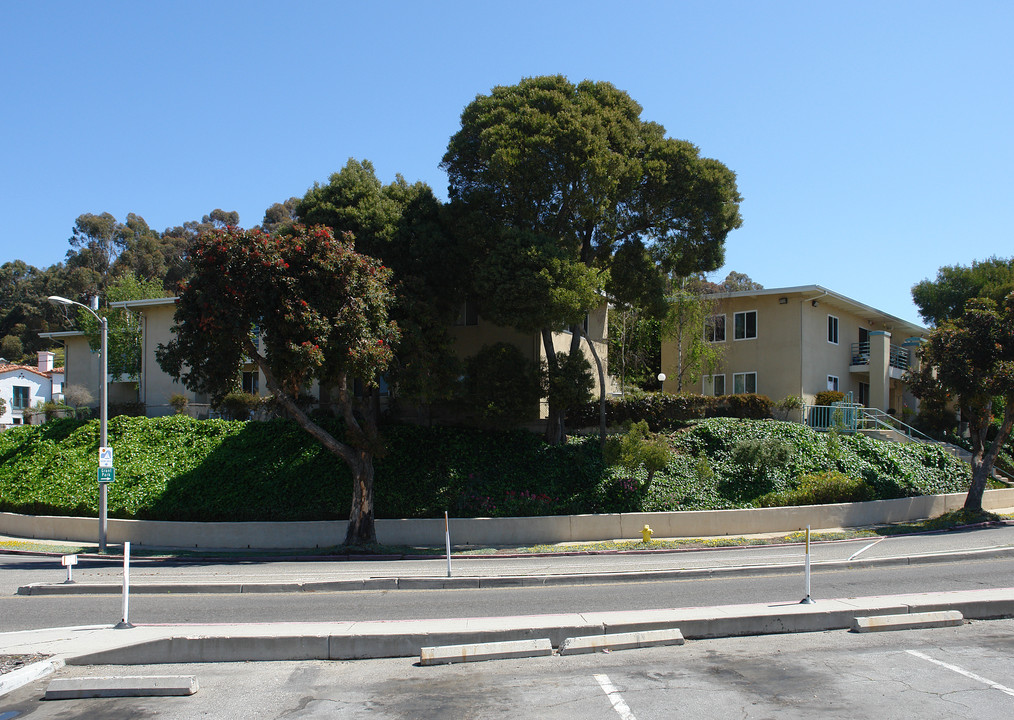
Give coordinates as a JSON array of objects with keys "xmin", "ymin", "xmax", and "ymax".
[
  {"xmin": 848, "ymin": 538, "xmax": 886, "ymax": 561},
  {"xmin": 594, "ymin": 673, "xmax": 638, "ymax": 720},
  {"xmin": 907, "ymin": 649, "xmax": 1014, "ymax": 697}
]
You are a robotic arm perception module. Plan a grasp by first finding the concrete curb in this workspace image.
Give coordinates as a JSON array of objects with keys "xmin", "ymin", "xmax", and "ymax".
[
  {"xmin": 419, "ymin": 639, "xmax": 553, "ymax": 665},
  {"xmin": 17, "ymin": 545, "xmax": 1014, "ymax": 596},
  {"xmin": 559, "ymin": 628, "xmax": 685, "ymax": 655},
  {"xmin": 44, "ymin": 675, "xmax": 198, "ymax": 699},
  {"xmin": 0, "ymin": 657, "xmax": 64, "ymax": 698},
  {"xmin": 2, "ymin": 588, "xmax": 1002, "ymax": 668},
  {"xmin": 851, "ymin": 610, "xmax": 964, "ymax": 633}
]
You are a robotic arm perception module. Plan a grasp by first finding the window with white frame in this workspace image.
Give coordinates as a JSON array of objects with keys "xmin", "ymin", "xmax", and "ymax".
[
  {"xmin": 827, "ymin": 375, "xmax": 839, "ymax": 391},
  {"xmin": 734, "ymin": 310, "xmax": 757, "ymax": 340},
  {"xmin": 828, "ymin": 315, "xmax": 839, "ymax": 344},
  {"xmin": 704, "ymin": 374, "xmax": 726, "ymax": 396},
  {"xmin": 733, "ymin": 372, "xmax": 757, "ymax": 394},
  {"xmin": 705, "ymin": 314, "xmax": 726, "ymax": 342}
]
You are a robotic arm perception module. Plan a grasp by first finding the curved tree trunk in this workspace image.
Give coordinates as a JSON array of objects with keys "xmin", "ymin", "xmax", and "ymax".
[
  {"xmin": 542, "ymin": 327, "xmax": 564, "ymax": 445},
  {"xmin": 964, "ymin": 403, "xmax": 1014, "ymax": 512},
  {"xmin": 243, "ymin": 337, "xmax": 379, "ymax": 544},
  {"xmin": 578, "ymin": 326, "xmax": 607, "ymax": 448},
  {"xmin": 345, "ymin": 451, "xmax": 376, "ymax": 545}
]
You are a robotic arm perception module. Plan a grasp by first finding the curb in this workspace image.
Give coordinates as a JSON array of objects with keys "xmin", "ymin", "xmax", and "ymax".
[
  {"xmin": 4, "ymin": 518, "xmax": 1012, "ymax": 562},
  {"xmin": 0, "ymin": 657, "xmax": 64, "ymax": 698},
  {"xmin": 39, "ymin": 588, "xmax": 1014, "ymax": 666},
  {"xmin": 17, "ymin": 545, "xmax": 1014, "ymax": 596}
]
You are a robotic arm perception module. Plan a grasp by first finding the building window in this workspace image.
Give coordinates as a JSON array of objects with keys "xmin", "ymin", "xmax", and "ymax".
[
  {"xmin": 704, "ymin": 374, "xmax": 726, "ymax": 396},
  {"xmin": 827, "ymin": 375, "xmax": 839, "ymax": 392},
  {"xmin": 828, "ymin": 315, "xmax": 839, "ymax": 344},
  {"xmin": 242, "ymin": 371, "xmax": 259, "ymax": 395},
  {"xmin": 733, "ymin": 372, "xmax": 757, "ymax": 394},
  {"xmin": 734, "ymin": 310, "xmax": 757, "ymax": 340},
  {"xmin": 705, "ymin": 314, "xmax": 726, "ymax": 342},
  {"xmin": 12, "ymin": 386, "xmax": 30, "ymax": 410},
  {"xmin": 454, "ymin": 300, "xmax": 479, "ymax": 326}
]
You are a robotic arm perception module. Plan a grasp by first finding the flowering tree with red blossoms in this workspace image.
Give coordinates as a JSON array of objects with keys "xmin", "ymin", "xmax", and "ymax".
[{"xmin": 156, "ymin": 225, "xmax": 399, "ymax": 544}]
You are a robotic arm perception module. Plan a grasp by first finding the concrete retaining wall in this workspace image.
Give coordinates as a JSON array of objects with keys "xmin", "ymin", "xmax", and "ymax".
[{"xmin": 3, "ymin": 488, "xmax": 1013, "ymax": 550}]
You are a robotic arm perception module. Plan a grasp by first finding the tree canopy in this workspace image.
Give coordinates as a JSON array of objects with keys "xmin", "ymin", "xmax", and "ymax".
[
  {"xmin": 297, "ymin": 159, "xmax": 465, "ymax": 405},
  {"xmin": 912, "ymin": 256, "xmax": 1014, "ymax": 327},
  {"xmin": 442, "ymin": 75, "xmax": 742, "ymax": 441},
  {"xmin": 907, "ymin": 295, "xmax": 1014, "ymax": 511},
  {"xmin": 156, "ymin": 224, "xmax": 399, "ymax": 543}
]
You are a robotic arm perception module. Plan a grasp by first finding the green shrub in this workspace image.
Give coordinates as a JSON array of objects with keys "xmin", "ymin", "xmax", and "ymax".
[
  {"xmin": 0, "ymin": 415, "xmax": 977, "ymax": 522},
  {"xmin": 462, "ymin": 343, "xmax": 543, "ymax": 429},
  {"xmin": 169, "ymin": 394, "xmax": 189, "ymax": 415},
  {"xmin": 216, "ymin": 392, "xmax": 261, "ymax": 421},
  {"xmin": 755, "ymin": 471, "xmax": 876, "ymax": 507},
  {"xmin": 571, "ymin": 393, "xmax": 717, "ymax": 430},
  {"xmin": 814, "ymin": 390, "xmax": 846, "ymax": 406},
  {"xmin": 723, "ymin": 393, "xmax": 773, "ymax": 419},
  {"xmin": 774, "ymin": 395, "xmax": 803, "ymax": 420},
  {"xmin": 731, "ymin": 436, "xmax": 792, "ymax": 470},
  {"xmin": 603, "ymin": 420, "xmax": 671, "ymax": 487}
]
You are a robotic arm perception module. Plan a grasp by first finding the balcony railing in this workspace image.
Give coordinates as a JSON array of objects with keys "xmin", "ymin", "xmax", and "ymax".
[{"xmin": 849, "ymin": 342, "xmax": 910, "ymax": 370}]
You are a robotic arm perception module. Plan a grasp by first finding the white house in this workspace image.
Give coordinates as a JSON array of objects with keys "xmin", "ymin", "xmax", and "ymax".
[{"xmin": 0, "ymin": 351, "xmax": 64, "ymax": 427}]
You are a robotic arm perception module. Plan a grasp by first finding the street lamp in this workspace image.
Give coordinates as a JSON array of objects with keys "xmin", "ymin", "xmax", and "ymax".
[{"xmin": 49, "ymin": 295, "xmax": 109, "ymax": 552}]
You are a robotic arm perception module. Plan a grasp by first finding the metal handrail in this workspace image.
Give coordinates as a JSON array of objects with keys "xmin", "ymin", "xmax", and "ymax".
[
  {"xmin": 856, "ymin": 407, "xmax": 934, "ymax": 442},
  {"xmin": 848, "ymin": 342, "xmax": 910, "ymax": 370}
]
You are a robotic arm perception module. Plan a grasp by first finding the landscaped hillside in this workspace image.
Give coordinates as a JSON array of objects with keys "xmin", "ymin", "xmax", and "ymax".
[{"xmin": 0, "ymin": 416, "xmax": 974, "ymax": 522}]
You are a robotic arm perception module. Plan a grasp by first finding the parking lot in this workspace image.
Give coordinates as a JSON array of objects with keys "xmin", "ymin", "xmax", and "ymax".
[{"xmin": 4, "ymin": 619, "xmax": 1014, "ymax": 718}]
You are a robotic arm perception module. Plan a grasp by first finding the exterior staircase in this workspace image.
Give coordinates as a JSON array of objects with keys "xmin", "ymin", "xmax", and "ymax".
[{"xmin": 803, "ymin": 402, "xmax": 1014, "ymax": 486}]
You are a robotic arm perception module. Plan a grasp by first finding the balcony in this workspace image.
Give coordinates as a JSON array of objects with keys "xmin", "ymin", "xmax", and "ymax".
[{"xmin": 849, "ymin": 341, "xmax": 910, "ymax": 372}]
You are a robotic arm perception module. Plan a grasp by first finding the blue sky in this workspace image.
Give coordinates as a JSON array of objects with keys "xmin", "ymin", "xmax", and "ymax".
[{"xmin": 3, "ymin": 1, "xmax": 1010, "ymax": 326}]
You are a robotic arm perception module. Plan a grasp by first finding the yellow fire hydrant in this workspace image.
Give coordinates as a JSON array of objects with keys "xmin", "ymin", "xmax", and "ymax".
[{"xmin": 642, "ymin": 524, "xmax": 654, "ymax": 543}]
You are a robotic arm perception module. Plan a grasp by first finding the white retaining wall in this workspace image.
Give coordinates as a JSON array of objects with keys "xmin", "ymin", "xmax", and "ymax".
[{"xmin": 3, "ymin": 488, "xmax": 1014, "ymax": 550}]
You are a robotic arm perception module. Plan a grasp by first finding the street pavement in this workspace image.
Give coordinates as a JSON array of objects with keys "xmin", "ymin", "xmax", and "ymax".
[
  {"xmin": 6, "ymin": 521, "xmax": 1014, "ymax": 593},
  {"xmin": 4, "ymin": 519, "xmax": 1014, "ymax": 699}
]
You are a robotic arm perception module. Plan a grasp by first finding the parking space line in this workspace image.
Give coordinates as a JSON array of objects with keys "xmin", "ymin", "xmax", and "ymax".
[
  {"xmin": 594, "ymin": 673, "xmax": 638, "ymax": 720},
  {"xmin": 906, "ymin": 650, "xmax": 1014, "ymax": 697}
]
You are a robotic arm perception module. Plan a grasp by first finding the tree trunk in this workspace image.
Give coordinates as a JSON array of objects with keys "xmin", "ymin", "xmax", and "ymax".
[
  {"xmin": 964, "ymin": 403, "xmax": 1014, "ymax": 512},
  {"xmin": 578, "ymin": 326, "xmax": 607, "ymax": 448},
  {"xmin": 542, "ymin": 327, "xmax": 564, "ymax": 445},
  {"xmin": 344, "ymin": 451, "xmax": 376, "ymax": 544},
  {"xmin": 243, "ymin": 337, "xmax": 380, "ymax": 545}
]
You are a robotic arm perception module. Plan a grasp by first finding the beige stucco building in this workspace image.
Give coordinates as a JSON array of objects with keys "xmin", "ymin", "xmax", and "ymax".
[
  {"xmin": 660, "ymin": 285, "xmax": 926, "ymax": 413},
  {"xmin": 448, "ymin": 300, "xmax": 613, "ymax": 418},
  {"xmin": 47, "ymin": 296, "xmax": 612, "ymax": 423}
]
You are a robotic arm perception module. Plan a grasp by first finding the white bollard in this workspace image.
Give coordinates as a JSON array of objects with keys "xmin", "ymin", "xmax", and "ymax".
[
  {"xmin": 445, "ymin": 511, "xmax": 452, "ymax": 578},
  {"xmin": 800, "ymin": 525, "xmax": 815, "ymax": 604},
  {"xmin": 115, "ymin": 541, "xmax": 135, "ymax": 628}
]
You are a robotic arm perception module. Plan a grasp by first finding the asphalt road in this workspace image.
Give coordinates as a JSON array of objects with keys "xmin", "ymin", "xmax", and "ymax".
[
  {"xmin": 2, "ymin": 554, "xmax": 1012, "ymax": 632},
  {"xmin": 5, "ymin": 522, "xmax": 1014, "ymax": 593},
  {"xmin": 5, "ymin": 620, "xmax": 1014, "ymax": 718}
]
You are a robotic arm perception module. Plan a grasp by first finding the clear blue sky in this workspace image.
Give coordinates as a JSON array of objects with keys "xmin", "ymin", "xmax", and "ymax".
[{"xmin": 3, "ymin": 1, "xmax": 1010, "ymax": 326}]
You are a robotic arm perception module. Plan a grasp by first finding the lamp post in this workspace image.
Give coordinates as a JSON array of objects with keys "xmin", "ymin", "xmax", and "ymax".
[{"xmin": 49, "ymin": 295, "xmax": 109, "ymax": 552}]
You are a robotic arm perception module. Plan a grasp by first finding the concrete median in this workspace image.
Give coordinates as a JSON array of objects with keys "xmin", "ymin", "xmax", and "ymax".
[{"xmin": 1, "ymin": 588, "xmax": 1000, "ymax": 667}]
